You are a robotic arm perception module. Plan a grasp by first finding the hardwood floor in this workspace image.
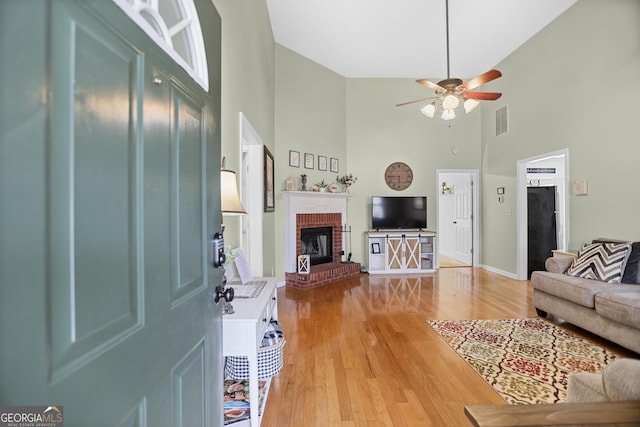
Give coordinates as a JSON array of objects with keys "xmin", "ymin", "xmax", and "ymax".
[{"xmin": 260, "ymin": 268, "xmax": 637, "ymax": 427}]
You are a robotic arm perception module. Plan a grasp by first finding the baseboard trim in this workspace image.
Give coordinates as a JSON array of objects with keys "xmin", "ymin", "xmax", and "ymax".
[{"xmin": 480, "ymin": 264, "xmax": 519, "ymax": 280}]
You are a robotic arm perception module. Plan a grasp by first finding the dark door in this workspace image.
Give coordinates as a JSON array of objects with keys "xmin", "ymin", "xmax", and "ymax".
[
  {"xmin": 0, "ymin": 1, "xmax": 223, "ymax": 425},
  {"xmin": 527, "ymin": 186, "xmax": 557, "ymax": 277}
]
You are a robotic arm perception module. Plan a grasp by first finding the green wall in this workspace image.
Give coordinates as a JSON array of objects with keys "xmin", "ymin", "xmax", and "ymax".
[
  {"xmin": 273, "ymin": 45, "xmax": 347, "ymax": 277},
  {"xmin": 345, "ymin": 79, "xmax": 481, "ymax": 266},
  {"xmin": 212, "ymin": 0, "xmax": 276, "ymax": 273},
  {"xmin": 479, "ymin": 0, "xmax": 640, "ymax": 272}
]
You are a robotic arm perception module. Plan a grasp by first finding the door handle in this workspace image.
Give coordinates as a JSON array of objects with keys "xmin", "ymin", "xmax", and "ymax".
[
  {"xmin": 453, "ymin": 221, "xmax": 457, "ymax": 224},
  {"xmin": 213, "ymin": 285, "xmax": 234, "ymax": 303}
]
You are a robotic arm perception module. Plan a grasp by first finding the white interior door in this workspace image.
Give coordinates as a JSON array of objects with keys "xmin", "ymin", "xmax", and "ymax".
[{"xmin": 437, "ymin": 170, "xmax": 478, "ymax": 266}]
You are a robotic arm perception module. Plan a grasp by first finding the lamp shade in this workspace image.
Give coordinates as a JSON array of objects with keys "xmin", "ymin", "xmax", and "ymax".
[
  {"xmin": 442, "ymin": 93, "xmax": 460, "ymax": 110},
  {"xmin": 441, "ymin": 109, "xmax": 456, "ymax": 121},
  {"xmin": 220, "ymin": 169, "xmax": 246, "ymax": 215},
  {"xmin": 420, "ymin": 102, "xmax": 436, "ymax": 118},
  {"xmin": 464, "ymin": 99, "xmax": 480, "ymax": 114}
]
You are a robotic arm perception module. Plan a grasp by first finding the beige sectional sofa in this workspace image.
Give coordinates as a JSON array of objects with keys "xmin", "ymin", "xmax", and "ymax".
[{"xmin": 530, "ymin": 242, "xmax": 640, "ymax": 354}]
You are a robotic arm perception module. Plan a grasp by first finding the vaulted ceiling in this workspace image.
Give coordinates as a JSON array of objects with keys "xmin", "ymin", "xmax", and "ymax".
[{"xmin": 266, "ymin": 0, "xmax": 576, "ymax": 79}]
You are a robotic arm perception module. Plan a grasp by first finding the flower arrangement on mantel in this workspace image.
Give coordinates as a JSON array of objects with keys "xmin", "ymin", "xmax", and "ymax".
[{"xmin": 337, "ymin": 174, "xmax": 357, "ymax": 192}]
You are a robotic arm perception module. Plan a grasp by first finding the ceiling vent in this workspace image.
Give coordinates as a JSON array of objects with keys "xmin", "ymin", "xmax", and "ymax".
[{"xmin": 496, "ymin": 105, "xmax": 508, "ymax": 136}]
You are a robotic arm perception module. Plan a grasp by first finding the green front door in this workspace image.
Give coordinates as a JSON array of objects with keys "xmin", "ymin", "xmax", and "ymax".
[{"xmin": 0, "ymin": 1, "xmax": 224, "ymax": 425}]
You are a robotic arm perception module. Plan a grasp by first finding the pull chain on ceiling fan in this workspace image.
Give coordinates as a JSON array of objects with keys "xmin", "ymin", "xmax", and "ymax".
[{"xmin": 397, "ymin": 0, "xmax": 502, "ymax": 120}]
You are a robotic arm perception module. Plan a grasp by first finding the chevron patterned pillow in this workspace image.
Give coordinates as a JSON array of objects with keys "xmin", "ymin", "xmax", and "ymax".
[{"xmin": 566, "ymin": 242, "xmax": 632, "ymax": 283}]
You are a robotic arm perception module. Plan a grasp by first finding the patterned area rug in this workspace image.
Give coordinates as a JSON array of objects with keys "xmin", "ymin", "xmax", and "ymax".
[{"xmin": 427, "ymin": 318, "xmax": 616, "ymax": 404}]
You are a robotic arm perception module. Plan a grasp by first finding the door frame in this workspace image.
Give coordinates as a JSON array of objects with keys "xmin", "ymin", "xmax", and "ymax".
[
  {"xmin": 516, "ymin": 148, "xmax": 569, "ymax": 280},
  {"xmin": 436, "ymin": 169, "xmax": 479, "ymax": 267},
  {"xmin": 240, "ymin": 112, "xmax": 264, "ymax": 277}
]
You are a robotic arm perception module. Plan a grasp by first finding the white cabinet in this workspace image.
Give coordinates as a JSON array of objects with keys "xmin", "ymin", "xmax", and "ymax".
[
  {"xmin": 367, "ymin": 231, "xmax": 437, "ymax": 274},
  {"xmin": 223, "ymin": 277, "xmax": 278, "ymax": 427}
]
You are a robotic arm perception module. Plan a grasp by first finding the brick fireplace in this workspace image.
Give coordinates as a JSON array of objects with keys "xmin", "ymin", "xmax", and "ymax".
[
  {"xmin": 283, "ymin": 192, "xmax": 360, "ymax": 288},
  {"xmin": 297, "ymin": 213, "xmax": 342, "ymax": 264}
]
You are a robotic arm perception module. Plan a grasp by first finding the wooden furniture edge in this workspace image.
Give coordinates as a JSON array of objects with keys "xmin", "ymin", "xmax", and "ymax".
[{"xmin": 464, "ymin": 401, "xmax": 640, "ymax": 427}]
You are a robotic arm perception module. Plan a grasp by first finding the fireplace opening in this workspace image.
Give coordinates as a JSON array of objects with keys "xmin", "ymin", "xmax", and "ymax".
[{"xmin": 300, "ymin": 226, "xmax": 333, "ymax": 266}]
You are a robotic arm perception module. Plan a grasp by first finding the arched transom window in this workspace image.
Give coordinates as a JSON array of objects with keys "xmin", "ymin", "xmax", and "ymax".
[{"xmin": 112, "ymin": 0, "xmax": 209, "ymax": 91}]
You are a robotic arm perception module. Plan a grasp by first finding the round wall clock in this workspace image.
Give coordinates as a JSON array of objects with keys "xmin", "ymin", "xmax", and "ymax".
[{"xmin": 384, "ymin": 162, "xmax": 413, "ymax": 191}]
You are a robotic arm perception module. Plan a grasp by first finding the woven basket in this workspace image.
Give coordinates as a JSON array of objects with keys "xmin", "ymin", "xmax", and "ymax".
[{"xmin": 225, "ymin": 339, "xmax": 285, "ymax": 380}]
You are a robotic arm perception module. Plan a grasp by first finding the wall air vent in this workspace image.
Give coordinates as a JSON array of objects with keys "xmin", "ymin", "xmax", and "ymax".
[{"xmin": 496, "ymin": 105, "xmax": 508, "ymax": 136}]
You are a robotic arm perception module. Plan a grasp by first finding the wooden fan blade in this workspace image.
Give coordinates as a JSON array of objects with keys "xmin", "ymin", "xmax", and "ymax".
[
  {"xmin": 464, "ymin": 92, "xmax": 502, "ymax": 101},
  {"xmin": 396, "ymin": 96, "xmax": 436, "ymax": 107},
  {"xmin": 459, "ymin": 69, "xmax": 502, "ymax": 91},
  {"xmin": 416, "ymin": 79, "xmax": 446, "ymax": 92}
]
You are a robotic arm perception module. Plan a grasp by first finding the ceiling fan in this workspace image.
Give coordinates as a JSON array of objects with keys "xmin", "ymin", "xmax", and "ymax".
[{"xmin": 397, "ymin": 0, "xmax": 502, "ymax": 120}]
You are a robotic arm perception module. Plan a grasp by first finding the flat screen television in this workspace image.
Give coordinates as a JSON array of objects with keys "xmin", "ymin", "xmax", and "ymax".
[{"xmin": 371, "ymin": 196, "xmax": 427, "ymax": 230}]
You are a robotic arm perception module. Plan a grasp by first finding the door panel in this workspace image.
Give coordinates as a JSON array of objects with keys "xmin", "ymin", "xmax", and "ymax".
[
  {"xmin": 404, "ymin": 237, "xmax": 420, "ymax": 270},
  {"xmin": 173, "ymin": 339, "xmax": 207, "ymax": 427},
  {"xmin": 0, "ymin": 1, "xmax": 223, "ymax": 425},
  {"xmin": 171, "ymin": 90, "xmax": 206, "ymax": 303},
  {"xmin": 386, "ymin": 237, "xmax": 403, "ymax": 270},
  {"xmin": 453, "ymin": 177, "xmax": 473, "ymax": 265},
  {"xmin": 48, "ymin": 0, "xmax": 145, "ymax": 383}
]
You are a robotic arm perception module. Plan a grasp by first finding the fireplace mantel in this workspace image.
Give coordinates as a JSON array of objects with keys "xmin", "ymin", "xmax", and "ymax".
[{"xmin": 283, "ymin": 191, "xmax": 351, "ymax": 273}]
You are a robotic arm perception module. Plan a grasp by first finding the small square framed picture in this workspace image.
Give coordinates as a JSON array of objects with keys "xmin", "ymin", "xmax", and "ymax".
[
  {"xmin": 318, "ymin": 155, "xmax": 327, "ymax": 171},
  {"xmin": 289, "ymin": 150, "xmax": 300, "ymax": 167},
  {"xmin": 371, "ymin": 242, "xmax": 381, "ymax": 254},
  {"xmin": 304, "ymin": 153, "xmax": 314, "ymax": 169},
  {"xmin": 330, "ymin": 157, "xmax": 339, "ymax": 173}
]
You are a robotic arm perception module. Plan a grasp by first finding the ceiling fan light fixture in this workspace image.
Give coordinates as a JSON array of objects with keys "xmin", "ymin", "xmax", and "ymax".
[
  {"xmin": 420, "ymin": 102, "xmax": 436, "ymax": 118},
  {"xmin": 464, "ymin": 99, "xmax": 480, "ymax": 114},
  {"xmin": 442, "ymin": 93, "xmax": 459, "ymax": 110},
  {"xmin": 394, "ymin": 0, "xmax": 502, "ymax": 121},
  {"xmin": 441, "ymin": 109, "xmax": 456, "ymax": 121}
]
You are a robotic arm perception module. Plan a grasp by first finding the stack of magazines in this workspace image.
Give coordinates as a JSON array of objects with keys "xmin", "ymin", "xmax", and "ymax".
[{"xmin": 223, "ymin": 379, "xmax": 266, "ymax": 425}]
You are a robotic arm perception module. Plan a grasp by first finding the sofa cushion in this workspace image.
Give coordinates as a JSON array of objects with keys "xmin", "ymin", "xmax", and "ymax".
[
  {"xmin": 566, "ymin": 242, "xmax": 631, "ymax": 284},
  {"xmin": 567, "ymin": 372, "xmax": 608, "ymax": 403},
  {"xmin": 622, "ymin": 242, "xmax": 640, "ymax": 284},
  {"xmin": 595, "ymin": 291, "xmax": 640, "ymax": 329},
  {"xmin": 531, "ymin": 271, "xmax": 637, "ymax": 308},
  {"xmin": 602, "ymin": 358, "xmax": 640, "ymax": 401},
  {"xmin": 593, "ymin": 239, "xmax": 640, "ymax": 284}
]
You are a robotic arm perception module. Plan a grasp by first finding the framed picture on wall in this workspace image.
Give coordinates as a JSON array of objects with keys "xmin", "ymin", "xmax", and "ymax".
[
  {"xmin": 304, "ymin": 153, "xmax": 314, "ymax": 169},
  {"xmin": 289, "ymin": 150, "xmax": 300, "ymax": 167},
  {"xmin": 318, "ymin": 155, "xmax": 327, "ymax": 171},
  {"xmin": 264, "ymin": 146, "xmax": 275, "ymax": 212},
  {"xmin": 330, "ymin": 157, "xmax": 339, "ymax": 173}
]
